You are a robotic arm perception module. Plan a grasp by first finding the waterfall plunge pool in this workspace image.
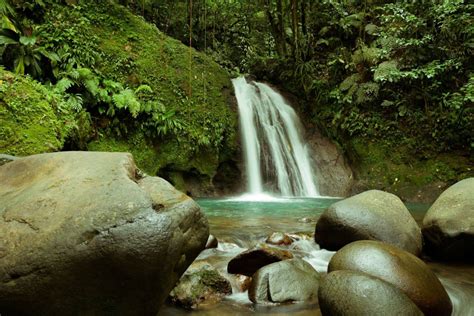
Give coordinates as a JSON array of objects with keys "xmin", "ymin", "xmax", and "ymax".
[{"xmin": 161, "ymin": 198, "xmax": 474, "ymax": 316}]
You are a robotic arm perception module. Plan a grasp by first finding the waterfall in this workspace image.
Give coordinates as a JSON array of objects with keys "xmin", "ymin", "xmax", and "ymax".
[{"xmin": 232, "ymin": 76, "xmax": 320, "ymax": 197}]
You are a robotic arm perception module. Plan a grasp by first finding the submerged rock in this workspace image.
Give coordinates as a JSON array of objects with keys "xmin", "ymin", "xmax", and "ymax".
[
  {"xmin": 227, "ymin": 245, "xmax": 293, "ymax": 277},
  {"xmin": 169, "ymin": 262, "xmax": 232, "ymax": 309},
  {"xmin": 249, "ymin": 258, "xmax": 320, "ymax": 304},
  {"xmin": 0, "ymin": 152, "xmax": 209, "ymax": 315},
  {"xmin": 422, "ymin": 178, "xmax": 474, "ymax": 261},
  {"xmin": 328, "ymin": 240, "xmax": 452, "ymax": 316},
  {"xmin": 266, "ymin": 232, "xmax": 293, "ymax": 246},
  {"xmin": 315, "ymin": 190, "xmax": 422, "ymax": 255}
]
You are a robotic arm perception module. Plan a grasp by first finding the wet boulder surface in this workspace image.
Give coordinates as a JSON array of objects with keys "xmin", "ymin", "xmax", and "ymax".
[
  {"xmin": 315, "ymin": 190, "xmax": 422, "ymax": 255},
  {"xmin": 0, "ymin": 151, "xmax": 209, "ymax": 316},
  {"xmin": 318, "ymin": 270, "xmax": 423, "ymax": 316},
  {"xmin": 328, "ymin": 240, "xmax": 452, "ymax": 316},
  {"xmin": 422, "ymin": 177, "xmax": 474, "ymax": 261},
  {"xmin": 249, "ymin": 258, "xmax": 320, "ymax": 304}
]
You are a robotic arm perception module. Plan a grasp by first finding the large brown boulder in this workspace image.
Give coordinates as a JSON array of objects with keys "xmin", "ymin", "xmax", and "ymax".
[
  {"xmin": 315, "ymin": 190, "xmax": 422, "ymax": 255},
  {"xmin": 328, "ymin": 240, "xmax": 452, "ymax": 316},
  {"xmin": 422, "ymin": 178, "xmax": 474, "ymax": 261},
  {"xmin": 0, "ymin": 152, "xmax": 209, "ymax": 315},
  {"xmin": 319, "ymin": 270, "xmax": 423, "ymax": 316}
]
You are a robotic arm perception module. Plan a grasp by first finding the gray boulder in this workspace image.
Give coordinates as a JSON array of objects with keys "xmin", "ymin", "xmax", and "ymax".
[
  {"xmin": 249, "ymin": 258, "xmax": 320, "ymax": 304},
  {"xmin": 328, "ymin": 240, "xmax": 452, "ymax": 316},
  {"xmin": 422, "ymin": 178, "xmax": 474, "ymax": 260},
  {"xmin": 315, "ymin": 190, "xmax": 422, "ymax": 255},
  {"xmin": 319, "ymin": 270, "xmax": 423, "ymax": 316},
  {"xmin": 0, "ymin": 151, "xmax": 209, "ymax": 315}
]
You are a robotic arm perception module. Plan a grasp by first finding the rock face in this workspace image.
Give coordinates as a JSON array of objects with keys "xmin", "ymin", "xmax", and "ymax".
[
  {"xmin": 328, "ymin": 240, "xmax": 452, "ymax": 316},
  {"xmin": 169, "ymin": 262, "xmax": 232, "ymax": 309},
  {"xmin": 249, "ymin": 259, "xmax": 320, "ymax": 304},
  {"xmin": 306, "ymin": 128, "xmax": 354, "ymax": 197},
  {"xmin": 0, "ymin": 152, "xmax": 209, "ymax": 316},
  {"xmin": 315, "ymin": 190, "xmax": 422, "ymax": 255},
  {"xmin": 319, "ymin": 270, "xmax": 423, "ymax": 316},
  {"xmin": 227, "ymin": 246, "xmax": 293, "ymax": 277},
  {"xmin": 422, "ymin": 178, "xmax": 474, "ymax": 260}
]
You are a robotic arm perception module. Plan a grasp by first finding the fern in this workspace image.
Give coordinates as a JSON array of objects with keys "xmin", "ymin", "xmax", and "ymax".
[{"xmin": 112, "ymin": 88, "xmax": 141, "ymax": 117}]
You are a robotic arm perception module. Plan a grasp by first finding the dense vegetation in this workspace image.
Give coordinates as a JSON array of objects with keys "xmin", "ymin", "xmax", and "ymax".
[
  {"xmin": 1, "ymin": 0, "xmax": 238, "ymax": 194},
  {"xmin": 122, "ymin": 0, "xmax": 473, "ymax": 194},
  {"xmin": 1, "ymin": 0, "xmax": 473, "ymax": 198}
]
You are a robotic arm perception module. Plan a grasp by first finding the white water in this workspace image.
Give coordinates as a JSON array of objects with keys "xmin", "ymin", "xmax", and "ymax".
[{"xmin": 232, "ymin": 77, "xmax": 319, "ymax": 197}]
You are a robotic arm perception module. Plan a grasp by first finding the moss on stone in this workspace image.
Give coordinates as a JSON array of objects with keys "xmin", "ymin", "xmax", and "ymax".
[{"xmin": 0, "ymin": 69, "xmax": 74, "ymax": 156}]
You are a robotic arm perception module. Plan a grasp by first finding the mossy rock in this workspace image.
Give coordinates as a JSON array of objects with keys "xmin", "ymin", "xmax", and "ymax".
[{"xmin": 0, "ymin": 69, "xmax": 75, "ymax": 156}]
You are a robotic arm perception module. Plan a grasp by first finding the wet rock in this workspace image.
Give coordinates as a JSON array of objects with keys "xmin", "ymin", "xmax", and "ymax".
[
  {"xmin": 315, "ymin": 190, "xmax": 422, "ymax": 255},
  {"xmin": 287, "ymin": 232, "xmax": 312, "ymax": 241},
  {"xmin": 206, "ymin": 234, "xmax": 219, "ymax": 249},
  {"xmin": 0, "ymin": 152, "xmax": 209, "ymax": 315},
  {"xmin": 266, "ymin": 232, "xmax": 292, "ymax": 246},
  {"xmin": 227, "ymin": 245, "xmax": 293, "ymax": 277},
  {"xmin": 422, "ymin": 178, "xmax": 474, "ymax": 261},
  {"xmin": 249, "ymin": 258, "xmax": 320, "ymax": 304},
  {"xmin": 319, "ymin": 270, "xmax": 423, "ymax": 316},
  {"xmin": 169, "ymin": 263, "xmax": 232, "ymax": 309},
  {"xmin": 0, "ymin": 154, "xmax": 17, "ymax": 166},
  {"xmin": 328, "ymin": 240, "xmax": 452, "ymax": 316}
]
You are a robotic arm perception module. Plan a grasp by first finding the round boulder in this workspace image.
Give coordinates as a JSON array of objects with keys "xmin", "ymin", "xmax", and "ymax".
[
  {"xmin": 0, "ymin": 152, "xmax": 209, "ymax": 315},
  {"xmin": 328, "ymin": 240, "xmax": 452, "ymax": 316},
  {"xmin": 422, "ymin": 178, "xmax": 474, "ymax": 261},
  {"xmin": 249, "ymin": 258, "xmax": 320, "ymax": 304},
  {"xmin": 319, "ymin": 270, "xmax": 423, "ymax": 316},
  {"xmin": 227, "ymin": 245, "xmax": 293, "ymax": 277},
  {"xmin": 315, "ymin": 190, "xmax": 422, "ymax": 255}
]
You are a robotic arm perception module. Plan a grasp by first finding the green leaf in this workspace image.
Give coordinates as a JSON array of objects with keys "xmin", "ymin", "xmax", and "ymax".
[
  {"xmin": 19, "ymin": 35, "xmax": 36, "ymax": 46},
  {"xmin": 0, "ymin": 34, "xmax": 18, "ymax": 45}
]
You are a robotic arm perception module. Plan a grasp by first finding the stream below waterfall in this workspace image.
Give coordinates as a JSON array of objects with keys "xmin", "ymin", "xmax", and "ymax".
[{"xmin": 160, "ymin": 198, "xmax": 474, "ymax": 316}]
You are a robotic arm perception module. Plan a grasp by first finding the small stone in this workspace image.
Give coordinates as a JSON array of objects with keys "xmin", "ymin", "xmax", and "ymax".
[
  {"xmin": 169, "ymin": 263, "xmax": 232, "ymax": 309},
  {"xmin": 205, "ymin": 234, "xmax": 218, "ymax": 249},
  {"xmin": 266, "ymin": 232, "xmax": 292, "ymax": 246}
]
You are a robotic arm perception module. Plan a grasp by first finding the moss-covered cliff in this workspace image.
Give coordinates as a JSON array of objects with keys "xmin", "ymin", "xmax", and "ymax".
[{"xmin": 0, "ymin": 1, "xmax": 240, "ymax": 195}]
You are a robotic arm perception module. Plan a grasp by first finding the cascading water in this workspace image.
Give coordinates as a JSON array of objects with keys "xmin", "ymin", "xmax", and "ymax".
[{"xmin": 232, "ymin": 76, "xmax": 319, "ymax": 197}]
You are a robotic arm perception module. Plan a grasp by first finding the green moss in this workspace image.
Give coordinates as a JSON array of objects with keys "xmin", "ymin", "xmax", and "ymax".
[
  {"xmin": 87, "ymin": 132, "xmax": 161, "ymax": 176},
  {"xmin": 39, "ymin": 2, "xmax": 239, "ymax": 185},
  {"xmin": 0, "ymin": 69, "xmax": 74, "ymax": 156},
  {"xmin": 350, "ymin": 137, "xmax": 474, "ymax": 196}
]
